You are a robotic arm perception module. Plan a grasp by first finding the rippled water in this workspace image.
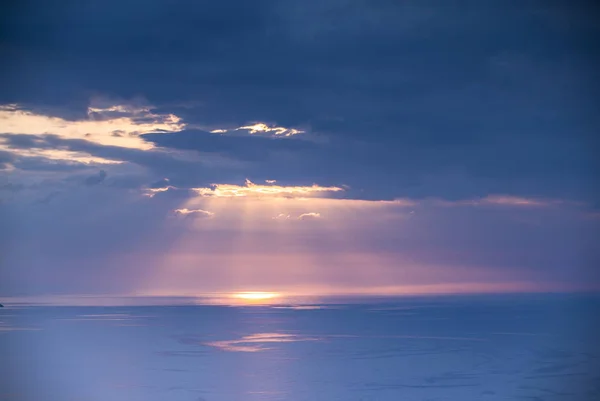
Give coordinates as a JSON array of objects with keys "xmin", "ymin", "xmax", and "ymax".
[{"xmin": 1, "ymin": 294, "xmax": 599, "ymax": 400}]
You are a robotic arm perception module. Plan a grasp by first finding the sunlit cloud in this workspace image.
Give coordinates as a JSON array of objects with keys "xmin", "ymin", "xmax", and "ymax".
[
  {"xmin": 143, "ymin": 185, "xmax": 177, "ymax": 198},
  {"xmin": 3, "ymin": 147, "xmax": 121, "ymax": 165},
  {"xmin": 192, "ymin": 179, "xmax": 343, "ymax": 198},
  {"xmin": 273, "ymin": 213, "xmax": 291, "ymax": 220},
  {"xmin": 298, "ymin": 212, "xmax": 321, "ymax": 220},
  {"xmin": 210, "ymin": 122, "xmax": 304, "ymax": 137},
  {"xmin": 87, "ymin": 103, "xmax": 151, "ymax": 115},
  {"xmin": 238, "ymin": 123, "xmax": 304, "ymax": 136},
  {"xmin": 0, "ymin": 102, "xmax": 184, "ymax": 152},
  {"xmin": 272, "ymin": 212, "xmax": 322, "ymax": 220},
  {"xmin": 172, "ymin": 208, "xmax": 214, "ymax": 218}
]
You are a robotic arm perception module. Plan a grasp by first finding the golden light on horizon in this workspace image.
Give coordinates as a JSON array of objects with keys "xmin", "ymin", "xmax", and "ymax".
[{"xmin": 232, "ymin": 291, "xmax": 280, "ymax": 302}]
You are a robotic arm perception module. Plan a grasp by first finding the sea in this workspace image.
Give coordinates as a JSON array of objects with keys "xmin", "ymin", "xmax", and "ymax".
[{"xmin": 1, "ymin": 293, "xmax": 599, "ymax": 401}]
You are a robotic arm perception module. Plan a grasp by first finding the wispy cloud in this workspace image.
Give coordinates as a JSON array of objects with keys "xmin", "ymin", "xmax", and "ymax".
[
  {"xmin": 297, "ymin": 212, "xmax": 321, "ymax": 220},
  {"xmin": 479, "ymin": 195, "xmax": 560, "ymax": 207},
  {"xmin": 172, "ymin": 208, "xmax": 214, "ymax": 218},
  {"xmin": 273, "ymin": 212, "xmax": 322, "ymax": 220},
  {"xmin": 438, "ymin": 195, "xmax": 566, "ymax": 208},
  {"xmin": 143, "ymin": 186, "xmax": 177, "ymax": 198},
  {"xmin": 273, "ymin": 213, "xmax": 291, "ymax": 220}
]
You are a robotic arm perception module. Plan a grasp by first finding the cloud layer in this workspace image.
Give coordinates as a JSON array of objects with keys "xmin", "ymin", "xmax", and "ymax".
[{"xmin": 0, "ymin": 0, "xmax": 598, "ymax": 298}]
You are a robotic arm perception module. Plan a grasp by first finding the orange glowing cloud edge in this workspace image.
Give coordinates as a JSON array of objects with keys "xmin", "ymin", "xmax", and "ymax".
[
  {"xmin": 191, "ymin": 179, "xmax": 344, "ymax": 198},
  {"xmin": 0, "ymin": 103, "xmax": 586, "ymax": 210},
  {"xmin": 145, "ymin": 179, "xmax": 574, "ymax": 209},
  {"xmin": 0, "ymin": 103, "xmax": 184, "ymax": 151}
]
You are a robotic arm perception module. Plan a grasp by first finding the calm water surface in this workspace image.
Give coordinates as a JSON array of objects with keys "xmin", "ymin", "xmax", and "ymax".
[{"xmin": 1, "ymin": 294, "xmax": 599, "ymax": 400}]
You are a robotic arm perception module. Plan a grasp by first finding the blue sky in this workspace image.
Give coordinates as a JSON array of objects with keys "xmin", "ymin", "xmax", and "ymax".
[{"xmin": 0, "ymin": 0, "xmax": 598, "ymax": 298}]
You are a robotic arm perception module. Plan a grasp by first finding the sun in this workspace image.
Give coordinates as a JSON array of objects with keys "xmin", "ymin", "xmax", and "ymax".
[{"xmin": 231, "ymin": 291, "xmax": 280, "ymax": 303}]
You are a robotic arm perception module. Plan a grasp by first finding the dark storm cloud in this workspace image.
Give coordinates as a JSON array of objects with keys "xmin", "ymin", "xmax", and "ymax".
[
  {"xmin": 0, "ymin": 133, "xmax": 255, "ymax": 192},
  {"xmin": 1, "ymin": 0, "xmax": 597, "ymax": 203},
  {"xmin": 143, "ymin": 129, "xmax": 595, "ymax": 202},
  {"xmin": 2, "ymin": 0, "xmax": 597, "ymax": 115},
  {"xmin": 1, "ymin": 124, "xmax": 595, "ymax": 202},
  {"xmin": 141, "ymin": 130, "xmax": 317, "ymax": 162}
]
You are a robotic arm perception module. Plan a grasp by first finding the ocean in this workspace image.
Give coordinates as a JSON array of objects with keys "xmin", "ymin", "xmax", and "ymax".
[{"xmin": 1, "ymin": 294, "xmax": 599, "ymax": 400}]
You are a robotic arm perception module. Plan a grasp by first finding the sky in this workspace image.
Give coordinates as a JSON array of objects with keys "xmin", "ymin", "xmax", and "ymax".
[{"xmin": 0, "ymin": 0, "xmax": 599, "ymax": 299}]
